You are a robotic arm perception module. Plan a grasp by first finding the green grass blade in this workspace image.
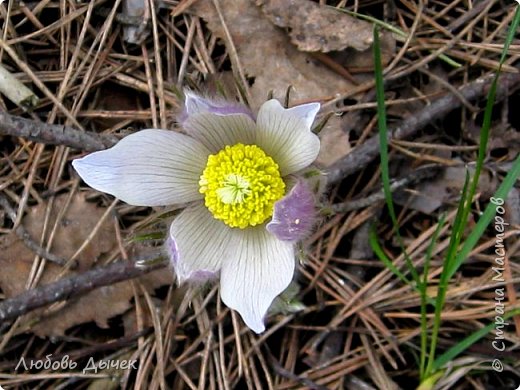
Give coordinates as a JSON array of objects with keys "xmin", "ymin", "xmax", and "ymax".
[
  {"xmin": 498, "ymin": 6, "xmax": 520, "ymax": 65},
  {"xmin": 424, "ymin": 170, "xmax": 471, "ymax": 377},
  {"xmin": 419, "ymin": 213, "xmax": 447, "ymax": 378},
  {"xmin": 425, "ymin": 152, "xmax": 520, "ymax": 379},
  {"xmin": 424, "ymin": 6, "xmax": 520, "ymax": 379},
  {"xmin": 446, "ymin": 4, "xmax": 520, "ymax": 279},
  {"xmin": 432, "ymin": 309, "xmax": 520, "ymax": 372},
  {"xmin": 369, "ymin": 226, "xmax": 411, "ymax": 285},
  {"xmin": 449, "ymin": 153, "xmax": 520, "ymax": 279},
  {"xmin": 337, "ymin": 8, "xmax": 461, "ymax": 68},
  {"xmin": 373, "ymin": 25, "xmax": 420, "ymax": 285},
  {"xmin": 130, "ymin": 231, "xmax": 166, "ymax": 242}
]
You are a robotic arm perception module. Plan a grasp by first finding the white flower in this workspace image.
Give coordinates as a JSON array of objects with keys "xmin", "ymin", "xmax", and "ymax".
[{"xmin": 72, "ymin": 91, "xmax": 320, "ymax": 333}]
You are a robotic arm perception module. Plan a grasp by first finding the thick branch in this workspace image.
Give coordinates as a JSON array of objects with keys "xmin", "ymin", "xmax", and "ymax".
[
  {"xmin": 331, "ymin": 164, "xmax": 441, "ymax": 213},
  {"xmin": 324, "ymin": 71, "xmax": 520, "ymax": 185},
  {"xmin": 0, "ymin": 258, "xmax": 168, "ymax": 322},
  {"xmin": 0, "ymin": 111, "xmax": 117, "ymax": 152}
]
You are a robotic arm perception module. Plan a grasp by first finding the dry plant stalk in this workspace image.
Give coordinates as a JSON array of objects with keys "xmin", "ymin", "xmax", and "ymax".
[{"xmin": 0, "ymin": 64, "xmax": 39, "ymax": 109}]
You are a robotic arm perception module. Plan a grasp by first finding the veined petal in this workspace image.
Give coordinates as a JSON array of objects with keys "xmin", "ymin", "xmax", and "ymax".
[
  {"xmin": 267, "ymin": 180, "xmax": 316, "ymax": 242},
  {"xmin": 169, "ymin": 203, "xmax": 231, "ymax": 283},
  {"xmin": 184, "ymin": 111, "xmax": 256, "ymax": 153},
  {"xmin": 182, "ymin": 91, "xmax": 257, "ymax": 152},
  {"xmin": 220, "ymin": 227, "xmax": 295, "ymax": 333},
  {"xmin": 255, "ymin": 100, "xmax": 320, "ymax": 176},
  {"xmin": 182, "ymin": 90, "xmax": 255, "ymax": 121},
  {"xmin": 72, "ymin": 129, "xmax": 209, "ymax": 206}
]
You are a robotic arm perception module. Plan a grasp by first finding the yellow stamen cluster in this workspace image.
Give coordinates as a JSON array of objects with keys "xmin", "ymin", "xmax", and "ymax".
[{"xmin": 199, "ymin": 143, "xmax": 285, "ymax": 228}]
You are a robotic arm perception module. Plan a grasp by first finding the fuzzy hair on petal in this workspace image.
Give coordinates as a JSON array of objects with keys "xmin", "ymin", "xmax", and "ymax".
[
  {"xmin": 267, "ymin": 180, "xmax": 316, "ymax": 242},
  {"xmin": 180, "ymin": 90, "xmax": 255, "ymax": 124},
  {"xmin": 166, "ymin": 235, "xmax": 180, "ymax": 268}
]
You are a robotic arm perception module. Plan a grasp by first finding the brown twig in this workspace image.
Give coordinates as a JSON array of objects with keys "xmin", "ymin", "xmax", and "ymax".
[
  {"xmin": 446, "ymin": 0, "xmax": 492, "ymax": 33},
  {"xmin": 0, "ymin": 111, "xmax": 117, "ymax": 152},
  {"xmin": 330, "ymin": 164, "xmax": 442, "ymax": 213},
  {"xmin": 0, "ymin": 257, "xmax": 168, "ymax": 322},
  {"xmin": 324, "ymin": 71, "xmax": 520, "ymax": 185}
]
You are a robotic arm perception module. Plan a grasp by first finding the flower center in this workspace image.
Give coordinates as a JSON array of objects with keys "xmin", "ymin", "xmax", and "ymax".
[{"xmin": 199, "ymin": 143, "xmax": 285, "ymax": 228}]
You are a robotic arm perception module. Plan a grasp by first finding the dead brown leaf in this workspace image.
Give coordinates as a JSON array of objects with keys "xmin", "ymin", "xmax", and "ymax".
[
  {"xmin": 190, "ymin": 0, "xmax": 354, "ymax": 108},
  {"xmin": 190, "ymin": 0, "xmax": 356, "ymax": 166},
  {"xmin": 315, "ymin": 116, "xmax": 352, "ymax": 166},
  {"xmin": 331, "ymin": 29, "xmax": 396, "ymax": 71},
  {"xmin": 0, "ymin": 194, "xmax": 172, "ymax": 337},
  {"xmin": 257, "ymin": 0, "xmax": 373, "ymax": 53}
]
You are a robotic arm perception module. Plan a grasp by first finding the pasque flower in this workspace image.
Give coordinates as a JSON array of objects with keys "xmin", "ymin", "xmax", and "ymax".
[{"xmin": 72, "ymin": 91, "xmax": 320, "ymax": 333}]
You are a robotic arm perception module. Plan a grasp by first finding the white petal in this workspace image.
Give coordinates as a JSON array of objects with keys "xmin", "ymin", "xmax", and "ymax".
[
  {"xmin": 169, "ymin": 203, "xmax": 232, "ymax": 283},
  {"xmin": 72, "ymin": 129, "xmax": 209, "ymax": 206},
  {"xmin": 287, "ymin": 102, "xmax": 321, "ymax": 129},
  {"xmin": 220, "ymin": 227, "xmax": 295, "ymax": 333},
  {"xmin": 255, "ymin": 100, "xmax": 320, "ymax": 176},
  {"xmin": 184, "ymin": 111, "xmax": 256, "ymax": 153}
]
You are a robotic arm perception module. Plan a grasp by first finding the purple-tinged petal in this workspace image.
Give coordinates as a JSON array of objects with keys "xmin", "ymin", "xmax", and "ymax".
[
  {"xmin": 166, "ymin": 235, "xmax": 179, "ymax": 268},
  {"xmin": 220, "ymin": 226, "xmax": 295, "ymax": 333},
  {"xmin": 181, "ymin": 90, "xmax": 255, "ymax": 122},
  {"xmin": 169, "ymin": 203, "xmax": 233, "ymax": 283},
  {"xmin": 190, "ymin": 270, "xmax": 220, "ymax": 282},
  {"xmin": 166, "ymin": 236, "xmax": 219, "ymax": 282},
  {"xmin": 255, "ymin": 100, "xmax": 320, "ymax": 176},
  {"xmin": 267, "ymin": 180, "xmax": 316, "ymax": 242},
  {"xmin": 181, "ymin": 92, "xmax": 257, "ymax": 153},
  {"xmin": 72, "ymin": 129, "xmax": 209, "ymax": 206}
]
